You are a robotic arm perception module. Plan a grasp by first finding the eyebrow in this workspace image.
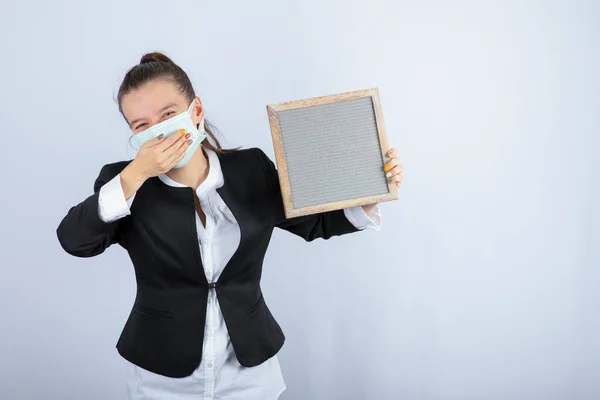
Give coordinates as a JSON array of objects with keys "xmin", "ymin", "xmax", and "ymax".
[{"xmin": 129, "ymin": 102, "xmax": 179, "ymax": 128}]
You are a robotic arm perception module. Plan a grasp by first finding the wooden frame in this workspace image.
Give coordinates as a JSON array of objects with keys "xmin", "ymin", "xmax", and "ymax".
[{"xmin": 266, "ymin": 88, "xmax": 398, "ymax": 218}]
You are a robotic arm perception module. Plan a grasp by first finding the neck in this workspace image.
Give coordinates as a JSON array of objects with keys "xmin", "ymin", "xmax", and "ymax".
[{"xmin": 165, "ymin": 146, "xmax": 210, "ymax": 190}]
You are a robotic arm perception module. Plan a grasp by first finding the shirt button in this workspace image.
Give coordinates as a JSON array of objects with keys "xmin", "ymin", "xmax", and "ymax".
[{"xmin": 207, "ymin": 362, "xmax": 213, "ymax": 368}]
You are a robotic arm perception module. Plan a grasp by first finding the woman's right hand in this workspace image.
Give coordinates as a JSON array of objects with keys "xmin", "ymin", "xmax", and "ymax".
[
  {"xmin": 132, "ymin": 129, "xmax": 192, "ymax": 179},
  {"xmin": 119, "ymin": 130, "xmax": 192, "ymax": 199}
]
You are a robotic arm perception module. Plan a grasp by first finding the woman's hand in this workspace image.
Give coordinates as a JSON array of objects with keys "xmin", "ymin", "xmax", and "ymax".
[
  {"xmin": 132, "ymin": 130, "xmax": 192, "ymax": 179},
  {"xmin": 383, "ymin": 148, "xmax": 402, "ymax": 188},
  {"xmin": 362, "ymin": 148, "xmax": 403, "ymax": 213},
  {"xmin": 119, "ymin": 130, "xmax": 192, "ymax": 199}
]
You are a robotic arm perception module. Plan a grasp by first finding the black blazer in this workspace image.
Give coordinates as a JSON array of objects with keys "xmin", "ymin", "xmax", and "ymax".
[{"xmin": 56, "ymin": 147, "xmax": 360, "ymax": 378}]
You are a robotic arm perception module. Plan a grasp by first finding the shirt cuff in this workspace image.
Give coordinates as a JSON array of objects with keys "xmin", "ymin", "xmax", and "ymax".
[
  {"xmin": 343, "ymin": 205, "xmax": 382, "ymax": 231},
  {"xmin": 98, "ymin": 174, "xmax": 136, "ymax": 223}
]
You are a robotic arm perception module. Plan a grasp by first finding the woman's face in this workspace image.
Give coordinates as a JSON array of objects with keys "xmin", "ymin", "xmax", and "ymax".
[{"xmin": 121, "ymin": 79, "xmax": 204, "ymax": 134}]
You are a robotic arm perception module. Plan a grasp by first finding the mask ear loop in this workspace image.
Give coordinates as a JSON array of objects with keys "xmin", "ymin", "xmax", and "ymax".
[
  {"xmin": 197, "ymin": 115, "xmax": 206, "ymax": 133},
  {"xmin": 188, "ymin": 99, "xmax": 197, "ymax": 116},
  {"xmin": 190, "ymin": 99, "xmax": 207, "ymax": 139},
  {"xmin": 128, "ymin": 134, "xmax": 140, "ymax": 150},
  {"xmin": 195, "ymin": 115, "xmax": 209, "ymax": 151},
  {"xmin": 125, "ymin": 133, "xmax": 139, "ymax": 160}
]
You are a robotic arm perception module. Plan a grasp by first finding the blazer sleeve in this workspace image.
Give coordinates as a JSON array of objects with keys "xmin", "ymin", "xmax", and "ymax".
[
  {"xmin": 56, "ymin": 161, "xmax": 130, "ymax": 257},
  {"xmin": 255, "ymin": 148, "xmax": 359, "ymax": 241}
]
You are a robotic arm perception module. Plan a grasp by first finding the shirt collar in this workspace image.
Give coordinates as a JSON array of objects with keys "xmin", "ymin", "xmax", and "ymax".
[{"xmin": 158, "ymin": 148, "xmax": 223, "ymax": 196}]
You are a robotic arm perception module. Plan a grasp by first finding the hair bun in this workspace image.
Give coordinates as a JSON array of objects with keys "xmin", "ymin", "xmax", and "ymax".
[{"xmin": 140, "ymin": 52, "xmax": 175, "ymax": 65}]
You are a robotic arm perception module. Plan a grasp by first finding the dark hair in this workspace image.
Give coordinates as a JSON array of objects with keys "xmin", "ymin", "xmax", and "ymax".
[{"xmin": 117, "ymin": 52, "xmax": 225, "ymax": 153}]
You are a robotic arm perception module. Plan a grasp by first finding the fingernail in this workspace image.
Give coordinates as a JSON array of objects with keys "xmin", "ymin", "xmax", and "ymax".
[
  {"xmin": 187, "ymin": 139, "xmax": 193, "ymax": 145},
  {"xmin": 180, "ymin": 129, "xmax": 186, "ymax": 134},
  {"xmin": 185, "ymin": 133, "xmax": 191, "ymax": 139},
  {"xmin": 387, "ymin": 177, "xmax": 393, "ymax": 183},
  {"xmin": 386, "ymin": 172, "xmax": 392, "ymax": 178},
  {"xmin": 384, "ymin": 165, "xmax": 391, "ymax": 172},
  {"xmin": 157, "ymin": 134, "xmax": 164, "ymax": 140}
]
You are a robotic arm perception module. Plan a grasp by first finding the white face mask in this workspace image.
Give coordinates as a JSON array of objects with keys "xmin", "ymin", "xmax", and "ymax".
[{"xmin": 129, "ymin": 101, "xmax": 207, "ymax": 169}]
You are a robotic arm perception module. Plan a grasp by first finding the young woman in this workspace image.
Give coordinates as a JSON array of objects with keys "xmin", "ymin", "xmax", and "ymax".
[{"xmin": 56, "ymin": 52, "xmax": 403, "ymax": 400}]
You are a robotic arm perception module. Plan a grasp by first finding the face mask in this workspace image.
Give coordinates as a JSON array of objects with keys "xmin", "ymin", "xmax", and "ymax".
[{"xmin": 129, "ymin": 101, "xmax": 207, "ymax": 169}]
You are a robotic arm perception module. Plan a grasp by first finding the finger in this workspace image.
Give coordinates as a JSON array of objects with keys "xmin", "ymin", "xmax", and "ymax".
[
  {"xmin": 168, "ymin": 131, "xmax": 191, "ymax": 151},
  {"xmin": 159, "ymin": 139, "xmax": 190, "ymax": 172},
  {"xmin": 157, "ymin": 129, "xmax": 188, "ymax": 152},
  {"xmin": 166, "ymin": 138, "xmax": 192, "ymax": 166},
  {"xmin": 387, "ymin": 173, "xmax": 403, "ymax": 185},
  {"xmin": 384, "ymin": 157, "xmax": 400, "ymax": 173},
  {"xmin": 385, "ymin": 164, "xmax": 403, "ymax": 178},
  {"xmin": 156, "ymin": 133, "xmax": 189, "ymax": 169},
  {"xmin": 167, "ymin": 142, "xmax": 190, "ymax": 170},
  {"xmin": 141, "ymin": 133, "xmax": 166, "ymax": 148},
  {"xmin": 162, "ymin": 132, "xmax": 190, "ymax": 156},
  {"xmin": 386, "ymin": 148, "xmax": 397, "ymax": 158}
]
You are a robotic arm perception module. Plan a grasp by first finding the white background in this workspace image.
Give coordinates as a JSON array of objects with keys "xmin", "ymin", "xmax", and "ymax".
[{"xmin": 0, "ymin": 1, "xmax": 598, "ymax": 399}]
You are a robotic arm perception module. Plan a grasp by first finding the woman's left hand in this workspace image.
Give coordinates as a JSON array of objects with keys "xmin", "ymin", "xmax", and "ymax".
[
  {"xmin": 362, "ymin": 147, "xmax": 403, "ymax": 213},
  {"xmin": 383, "ymin": 148, "xmax": 402, "ymax": 188}
]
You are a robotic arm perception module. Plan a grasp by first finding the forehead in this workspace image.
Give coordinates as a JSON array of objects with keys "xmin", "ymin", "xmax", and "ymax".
[{"xmin": 121, "ymin": 79, "xmax": 186, "ymax": 122}]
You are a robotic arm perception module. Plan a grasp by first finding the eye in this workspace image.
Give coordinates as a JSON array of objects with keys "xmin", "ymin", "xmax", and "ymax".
[
  {"xmin": 157, "ymin": 111, "xmax": 176, "ymax": 123},
  {"xmin": 135, "ymin": 123, "xmax": 147, "ymax": 131}
]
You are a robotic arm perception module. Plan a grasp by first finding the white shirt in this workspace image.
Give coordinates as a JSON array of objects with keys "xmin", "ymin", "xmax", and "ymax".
[{"xmin": 98, "ymin": 148, "xmax": 382, "ymax": 400}]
